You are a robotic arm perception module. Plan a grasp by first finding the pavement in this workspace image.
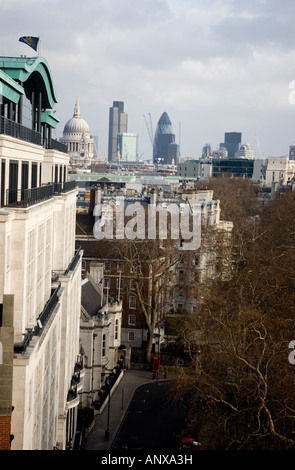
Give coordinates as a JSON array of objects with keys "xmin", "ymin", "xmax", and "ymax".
[{"xmin": 82, "ymin": 369, "xmax": 154, "ymax": 451}]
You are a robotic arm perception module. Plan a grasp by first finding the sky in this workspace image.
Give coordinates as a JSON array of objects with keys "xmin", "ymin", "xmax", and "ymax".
[{"xmin": 1, "ymin": 0, "xmax": 295, "ymax": 160}]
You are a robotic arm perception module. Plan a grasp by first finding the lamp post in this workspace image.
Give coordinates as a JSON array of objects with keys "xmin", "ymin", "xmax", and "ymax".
[
  {"xmin": 105, "ymin": 386, "xmax": 111, "ymax": 441},
  {"xmin": 104, "ymin": 373, "xmax": 113, "ymax": 441}
]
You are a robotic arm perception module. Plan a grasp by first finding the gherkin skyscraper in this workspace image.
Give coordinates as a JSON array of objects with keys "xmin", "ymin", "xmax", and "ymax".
[{"xmin": 153, "ymin": 112, "xmax": 178, "ymax": 164}]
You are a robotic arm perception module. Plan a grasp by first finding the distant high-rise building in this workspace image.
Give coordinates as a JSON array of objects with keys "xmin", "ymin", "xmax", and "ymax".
[
  {"xmin": 167, "ymin": 142, "xmax": 179, "ymax": 165},
  {"xmin": 153, "ymin": 112, "xmax": 177, "ymax": 164},
  {"xmin": 92, "ymin": 135, "xmax": 99, "ymax": 158},
  {"xmin": 108, "ymin": 101, "xmax": 127, "ymax": 163},
  {"xmin": 202, "ymin": 143, "xmax": 213, "ymax": 158},
  {"xmin": 117, "ymin": 133, "xmax": 138, "ymax": 161},
  {"xmin": 220, "ymin": 132, "xmax": 242, "ymax": 158},
  {"xmin": 289, "ymin": 145, "xmax": 295, "ymax": 160}
]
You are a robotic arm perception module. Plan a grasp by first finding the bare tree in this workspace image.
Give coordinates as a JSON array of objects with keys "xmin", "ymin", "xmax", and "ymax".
[
  {"xmin": 114, "ymin": 238, "xmax": 187, "ymax": 363},
  {"xmin": 169, "ymin": 183, "xmax": 295, "ymax": 449}
]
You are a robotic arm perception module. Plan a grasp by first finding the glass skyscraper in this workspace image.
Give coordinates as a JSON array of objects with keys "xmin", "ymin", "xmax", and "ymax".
[
  {"xmin": 153, "ymin": 112, "xmax": 177, "ymax": 164},
  {"xmin": 117, "ymin": 133, "xmax": 138, "ymax": 161},
  {"xmin": 220, "ymin": 132, "xmax": 242, "ymax": 158}
]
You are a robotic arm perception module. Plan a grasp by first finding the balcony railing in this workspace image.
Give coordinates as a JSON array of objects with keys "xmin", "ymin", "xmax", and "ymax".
[
  {"xmin": 45, "ymin": 138, "xmax": 68, "ymax": 153},
  {"xmin": 5, "ymin": 181, "xmax": 77, "ymax": 208},
  {"xmin": 0, "ymin": 116, "xmax": 68, "ymax": 154},
  {"xmin": 64, "ymin": 247, "xmax": 82, "ymax": 275},
  {"xmin": 0, "ymin": 115, "xmax": 42, "ymax": 146},
  {"xmin": 14, "ymin": 283, "xmax": 61, "ymax": 354}
]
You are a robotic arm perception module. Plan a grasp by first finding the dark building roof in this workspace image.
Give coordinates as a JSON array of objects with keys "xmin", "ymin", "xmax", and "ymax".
[{"xmin": 81, "ymin": 275, "xmax": 102, "ymax": 317}]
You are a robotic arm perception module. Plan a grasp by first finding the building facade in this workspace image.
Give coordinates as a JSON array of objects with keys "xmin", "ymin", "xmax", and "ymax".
[
  {"xmin": 0, "ymin": 55, "xmax": 83, "ymax": 450},
  {"xmin": 238, "ymin": 143, "xmax": 254, "ymax": 159},
  {"xmin": 265, "ymin": 156, "xmax": 295, "ymax": 186},
  {"xmin": 80, "ymin": 265, "xmax": 122, "ymax": 408},
  {"xmin": 76, "ymin": 184, "xmax": 232, "ymax": 353}
]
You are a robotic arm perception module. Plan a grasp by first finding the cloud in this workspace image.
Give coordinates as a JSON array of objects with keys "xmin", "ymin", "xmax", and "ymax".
[{"xmin": 0, "ymin": 0, "xmax": 294, "ymax": 158}]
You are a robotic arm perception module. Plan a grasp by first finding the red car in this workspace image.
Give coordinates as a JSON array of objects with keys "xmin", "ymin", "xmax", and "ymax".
[{"xmin": 180, "ymin": 437, "xmax": 201, "ymax": 451}]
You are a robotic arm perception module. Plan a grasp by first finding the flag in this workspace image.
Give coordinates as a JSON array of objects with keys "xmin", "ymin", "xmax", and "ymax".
[{"xmin": 19, "ymin": 36, "xmax": 39, "ymax": 52}]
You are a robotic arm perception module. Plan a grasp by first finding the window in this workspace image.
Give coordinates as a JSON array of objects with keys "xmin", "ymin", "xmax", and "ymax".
[
  {"xmin": 128, "ymin": 332, "xmax": 135, "ymax": 341},
  {"xmin": 129, "ymin": 296, "xmax": 136, "ymax": 309},
  {"xmin": 130, "ymin": 262, "xmax": 138, "ymax": 273},
  {"xmin": 9, "ymin": 160, "xmax": 18, "ymax": 204},
  {"xmin": 104, "ymin": 261, "xmax": 111, "ymax": 272},
  {"xmin": 130, "ymin": 279, "xmax": 136, "ymax": 290},
  {"xmin": 1, "ymin": 159, "xmax": 6, "ymax": 207},
  {"xmin": 117, "ymin": 277, "xmax": 124, "ymax": 289},
  {"xmin": 117, "ymin": 262, "xmax": 124, "ymax": 272},
  {"xmin": 102, "ymin": 334, "xmax": 106, "ymax": 356},
  {"xmin": 128, "ymin": 314, "xmax": 136, "ymax": 326},
  {"xmin": 31, "ymin": 162, "xmax": 37, "ymax": 188},
  {"xmin": 104, "ymin": 278, "xmax": 110, "ymax": 288},
  {"xmin": 81, "ymin": 260, "xmax": 86, "ymax": 271},
  {"xmin": 115, "ymin": 319, "xmax": 119, "ymax": 340}
]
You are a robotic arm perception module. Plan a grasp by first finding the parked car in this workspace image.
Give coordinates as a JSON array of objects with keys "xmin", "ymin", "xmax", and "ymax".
[{"xmin": 180, "ymin": 437, "xmax": 201, "ymax": 451}]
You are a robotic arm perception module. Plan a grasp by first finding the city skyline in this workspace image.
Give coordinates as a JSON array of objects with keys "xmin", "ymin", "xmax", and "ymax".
[{"xmin": 1, "ymin": 0, "xmax": 295, "ymax": 160}]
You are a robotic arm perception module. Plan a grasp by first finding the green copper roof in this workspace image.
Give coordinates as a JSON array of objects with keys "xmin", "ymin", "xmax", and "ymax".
[
  {"xmin": 0, "ymin": 69, "xmax": 24, "ymax": 103},
  {"xmin": 0, "ymin": 56, "xmax": 58, "ymax": 109},
  {"xmin": 40, "ymin": 110, "xmax": 60, "ymax": 128}
]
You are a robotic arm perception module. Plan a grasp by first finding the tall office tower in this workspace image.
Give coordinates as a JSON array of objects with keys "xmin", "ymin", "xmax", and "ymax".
[
  {"xmin": 117, "ymin": 133, "xmax": 138, "ymax": 161},
  {"xmin": 202, "ymin": 144, "xmax": 213, "ymax": 158},
  {"xmin": 153, "ymin": 112, "xmax": 176, "ymax": 164},
  {"xmin": 92, "ymin": 135, "xmax": 99, "ymax": 158},
  {"xmin": 220, "ymin": 132, "xmax": 242, "ymax": 158},
  {"xmin": 0, "ymin": 55, "xmax": 83, "ymax": 450},
  {"xmin": 167, "ymin": 142, "xmax": 180, "ymax": 165},
  {"xmin": 108, "ymin": 101, "xmax": 128, "ymax": 163},
  {"xmin": 289, "ymin": 145, "xmax": 295, "ymax": 160}
]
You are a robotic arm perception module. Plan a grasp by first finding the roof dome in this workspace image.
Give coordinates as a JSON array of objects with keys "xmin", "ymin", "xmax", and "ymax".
[
  {"xmin": 63, "ymin": 97, "xmax": 90, "ymax": 134},
  {"xmin": 240, "ymin": 143, "xmax": 252, "ymax": 151}
]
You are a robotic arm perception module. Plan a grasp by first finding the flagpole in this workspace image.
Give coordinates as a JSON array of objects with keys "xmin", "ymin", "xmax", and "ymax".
[{"xmin": 38, "ymin": 36, "xmax": 41, "ymax": 56}]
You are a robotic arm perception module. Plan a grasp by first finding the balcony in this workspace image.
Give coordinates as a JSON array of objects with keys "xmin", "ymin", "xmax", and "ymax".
[
  {"xmin": 67, "ymin": 385, "xmax": 79, "ymax": 408},
  {"xmin": 14, "ymin": 282, "xmax": 61, "ymax": 354},
  {"xmin": 0, "ymin": 115, "xmax": 42, "ymax": 146},
  {"xmin": 45, "ymin": 137, "xmax": 68, "ymax": 153},
  {"xmin": 0, "ymin": 116, "xmax": 67, "ymax": 153},
  {"xmin": 4, "ymin": 181, "xmax": 76, "ymax": 208}
]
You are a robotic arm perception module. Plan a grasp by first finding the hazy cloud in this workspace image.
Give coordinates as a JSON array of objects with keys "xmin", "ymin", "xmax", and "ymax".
[{"xmin": 0, "ymin": 0, "xmax": 295, "ymax": 158}]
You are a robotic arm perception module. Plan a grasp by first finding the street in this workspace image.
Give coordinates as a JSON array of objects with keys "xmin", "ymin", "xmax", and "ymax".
[{"xmin": 111, "ymin": 380, "xmax": 190, "ymax": 452}]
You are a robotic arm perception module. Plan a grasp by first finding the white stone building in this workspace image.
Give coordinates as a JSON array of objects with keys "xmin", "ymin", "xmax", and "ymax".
[
  {"xmin": 265, "ymin": 156, "xmax": 295, "ymax": 186},
  {"xmin": 238, "ymin": 143, "xmax": 254, "ymax": 159},
  {"xmin": 80, "ymin": 263, "xmax": 123, "ymax": 409},
  {"xmin": 0, "ymin": 55, "xmax": 83, "ymax": 450},
  {"xmin": 60, "ymin": 97, "xmax": 94, "ymax": 169}
]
